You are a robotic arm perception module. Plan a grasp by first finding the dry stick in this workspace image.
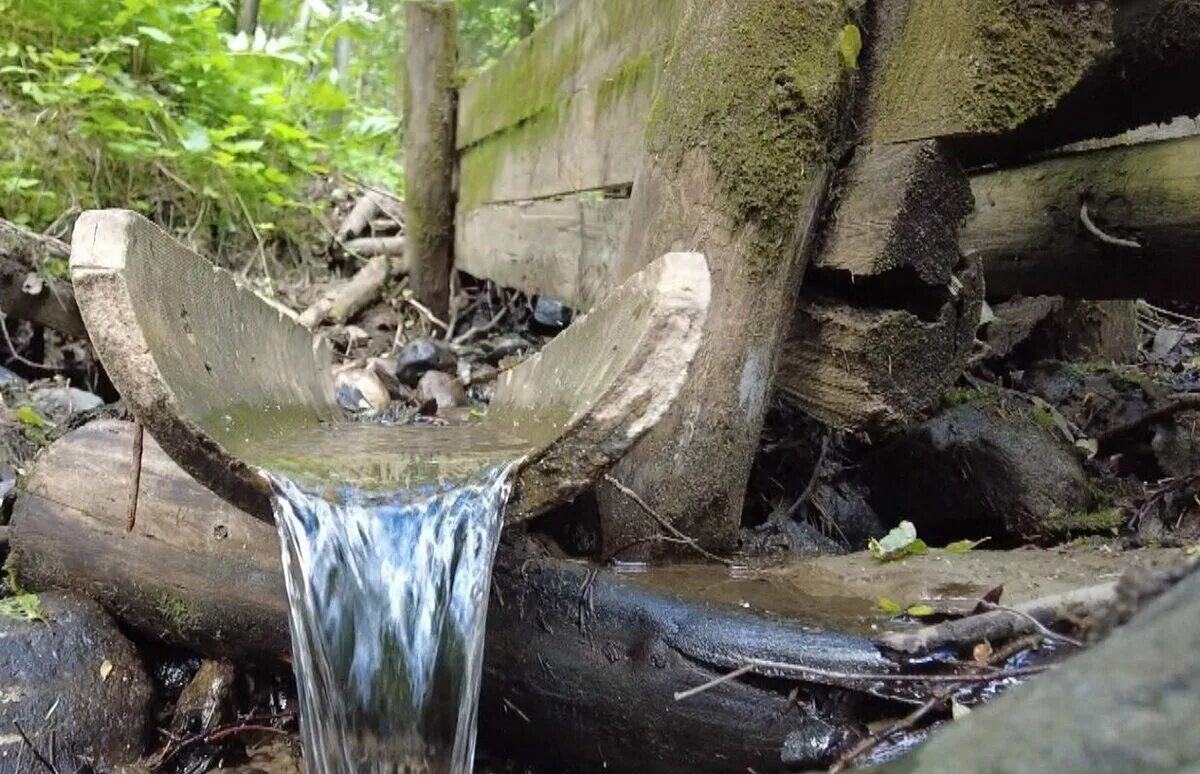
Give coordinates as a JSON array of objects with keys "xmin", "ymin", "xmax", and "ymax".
[
  {"xmin": 977, "ymin": 601, "xmax": 1084, "ymax": 648},
  {"xmin": 126, "ymin": 423, "xmax": 144, "ymax": 532},
  {"xmin": 405, "ymin": 296, "xmax": 450, "ymax": 332},
  {"xmin": 341, "ymin": 235, "xmax": 406, "ymax": 256},
  {"xmin": 452, "ymin": 300, "xmax": 510, "ymax": 345},
  {"xmin": 1079, "ymin": 202, "xmax": 1142, "ymax": 249},
  {"xmin": 673, "ymin": 658, "xmax": 1050, "ymax": 703},
  {"xmin": 0, "ymin": 306, "xmax": 57, "ymax": 371},
  {"xmin": 12, "ymin": 721, "xmax": 58, "ymax": 774},
  {"xmin": 603, "ymin": 474, "xmax": 734, "ymax": 566},
  {"xmin": 781, "ymin": 432, "xmax": 831, "ymax": 521}
]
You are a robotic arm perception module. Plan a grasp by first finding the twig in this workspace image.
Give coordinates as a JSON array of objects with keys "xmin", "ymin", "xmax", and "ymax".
[
  {"xmin": 603, "ymin": 474, "xmax": 734, "ymax": 566},
  {"xmin": 235, "ymin": 191, "xmax": 273, "ymax": 294},
  {"xmin": 977, "ymin": 601, "xmax": 1084, "ymax": 648},
  {"xmin": 126, "ymin": 423, "xmax": 144, "ymax": 532},
  {"xmin": 12, "ymin": 721, "xmax": 59, "ymax": 774},
  {"xmin": 781, "ymin": 432, "xmax": 830, "ymax": 521},
  {"xmin": 830, "ymin": 691, "xmax": 949, "ymax": 772},
  {"xmin": 0, "ymin": 306, "xmax": 57, "ymax": 370},
  {"xmin": 1079, "ymin": 202, "xmax": 1141, "ymax": 249},
  {"xmin": 404, "ymin": 296, "xmax": 449, "ymax": 332},
  {"xmin": 452, "ymin": 299, "xmax": 511, "ymax": 345}
]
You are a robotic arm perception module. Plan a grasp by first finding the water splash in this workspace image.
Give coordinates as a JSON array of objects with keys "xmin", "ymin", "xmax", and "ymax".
[{"xmin": 271, "ymin": 464, "xmax": 513, "ymax": 773}]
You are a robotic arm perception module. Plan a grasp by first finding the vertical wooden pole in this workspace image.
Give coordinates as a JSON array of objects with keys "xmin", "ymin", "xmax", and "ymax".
[
  {"xmin": 596, "ymin": 0, "xmax": 859, "ymax": 556},
  {"xmin": 404, "ymin": 0, "xmax": 457, "ymax": 323}
]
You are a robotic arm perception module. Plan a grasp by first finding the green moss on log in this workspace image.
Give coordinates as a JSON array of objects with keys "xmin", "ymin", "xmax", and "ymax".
[
  {"xmin": 644, "ymin": 0, "xmax": 855, "ymax": 268},
  {"xmin": 873, "ymin": 0, "xmax": 1112, "ymax": 142},
  {"xmin": 158, "ymin": 593, "xmax": 200, "ymax": 632},
  {"xmin": 1041, "ymin": 505, "xmax": 1123, "ymax": 536}
]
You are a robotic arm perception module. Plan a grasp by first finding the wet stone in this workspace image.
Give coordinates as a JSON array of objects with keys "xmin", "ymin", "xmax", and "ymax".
[
  {"xmin": 416, "ymin": 370, "xmax": 466, "ymax": 410},
  {"xmin": 33, "ymin": 386, "xmax": 104, "ymax": 423},
  {"xmin": 170, "ymin": 659, "xmax": 236, "ymax": 737},
  {"xmin": 0, "ymin": 593, "xmax": 153, "ymax": 769},
  {"xmin": 334, "ymin": 368, "xmax": 391, "ymax": 415},
  {"xmin": 395, "ymin": 337, "xmax": 457, "ymax": 387},
  {"xmin": 532, "ymin": 296, "xmax": 573, "ymax": 330}
]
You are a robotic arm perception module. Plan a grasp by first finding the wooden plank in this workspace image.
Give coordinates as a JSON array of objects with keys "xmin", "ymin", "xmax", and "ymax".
[
  {"xmin": 455, "ymin": 195, "xmax": 626, "ymax": 309},
  {"xmin": 963, "ymin": 134, "xmax": 1200, "ymax": 305},
  {"xmin": 456, "ymin": 0, "xmax": 683, "ymax": 150}
]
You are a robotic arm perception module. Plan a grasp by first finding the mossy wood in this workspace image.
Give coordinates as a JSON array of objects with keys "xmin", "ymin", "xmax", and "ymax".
[
  {"xmin": 868, "ymin": 0, "xmax": 1200, "ymax": 158},
  {"xmin": 9, "ymin": 420, "xmax": 901, "ymax": 773},
  {"xmin": 963, "ymin": 134, "xmax": 1200, "ymax": 306},
  {"xmin": 404, "ymin": 0, "xmax": 457, "ymax": 321},
  {"xmin": 69, "ymin": 209, "xmax": 710, "ymax": 523},
  {"xmin": 593, "ymin": 0, "xmax": 858, "ymax": 554}
]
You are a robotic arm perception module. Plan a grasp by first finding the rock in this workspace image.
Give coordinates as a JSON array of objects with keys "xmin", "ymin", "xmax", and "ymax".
[
  {"xmin": 532, "ymin": 296, "xmax": 572, "ymax": 330},
  {"xmin": 0, "ymin": 366, "xmax": 27, "ymax": 387},
  {"xmin": 394, "ymin": 337, "xmax": 456, "ymax": 387},
  {"xmin": 885, "ymin": 565, "xmax": 1200, "ymax": 773},
  {"xmin": 334, "ymin": 368, "xmax": 390, "ymax": 414},
  {"xmin": 415, "ymin": 370, "xmax": 466, "ymax": 410},
  {"xmin": 170, "ymin": 659, "xmax": 235, "ymax": 737},
  {"xmin": 32, "ymin": 385, "xmax": 104, "ymax": 423},
  {"xmin": 865, "ymin": 401, "xmax": 1100, "ymax": 542},
  {"xmin": 0, "ymin": 593, "xmax": 153, "ymax": 768}
]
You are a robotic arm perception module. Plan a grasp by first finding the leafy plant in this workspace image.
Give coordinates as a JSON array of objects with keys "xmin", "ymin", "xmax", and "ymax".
[{"xmin": 869, "ymin": 520, "xmax": 928, "ymax": 562}]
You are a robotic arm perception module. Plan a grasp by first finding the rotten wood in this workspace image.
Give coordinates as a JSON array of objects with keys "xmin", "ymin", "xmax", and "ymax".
[
  {"xmin": 9, "ymin": 420, "xmax": 907, "ymax": 773},
  {"xmin": 404, "ymin": 0, "xmax": 457, "ymax": 322},
  {"xmin": 0, "ymin": 219, "xmax": 86, "ymax": 339}
]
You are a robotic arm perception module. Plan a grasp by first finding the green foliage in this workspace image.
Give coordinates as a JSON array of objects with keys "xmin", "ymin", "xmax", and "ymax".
[
  {"xmin": 869, "ymin": 520, "xmax": 929, "ymax": 562},
  {"xmin": 0, "ymin": 593, "xmax": 46, "ymax": 623},
  {"xmin": 0, "ymin": 0, "xmax": 401, "ymax": 258}
]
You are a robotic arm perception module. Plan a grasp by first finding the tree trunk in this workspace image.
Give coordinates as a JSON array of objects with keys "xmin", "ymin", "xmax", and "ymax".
[
  {"xmin": 8, "ymin": 420, "xmax": 902, "ymax": 773},
  {"xmin": 404, "ymin": 0, "xmax": 457, "ymax": 323},
  {"xmin": 595, "ymin": 0, "xmax": 859, "ymax": 557},
  {"xmin": 237, "ymin": 0, "xmax": 261, "ymax": 34}
]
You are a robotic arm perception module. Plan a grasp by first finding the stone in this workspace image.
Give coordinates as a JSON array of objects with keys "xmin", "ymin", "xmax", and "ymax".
[
  {"xmin": 0, "ymin": 593, "xmax": 153, "ymax": 769},
  {"xmin": 394, "ymin": 337, "xmax": 456, "ymax": 387},
  {"xmin": 884, "ymin": 566, "xmax": 1200, "ymax": 773},
  {"xmin": 32, "ymin": 385, "xmax": 105, "ymax": 423},
  {"xmin": 415, "ymin": 370, "xmax": 466, "ymax": 410},
  {"xmin": 334, "ymin": 367, "xmax": 391, "ymax": 414},
  {"xmin": 532, "ymin": 296, "xmax": 572, "ymax": 330},
  {"xmin": 170, "ymin": 660, "xmax": 235, "ymax": 737},
  {"xmin": 865, "ymin": 402, "xmax": 1099, "ymax": 542}
]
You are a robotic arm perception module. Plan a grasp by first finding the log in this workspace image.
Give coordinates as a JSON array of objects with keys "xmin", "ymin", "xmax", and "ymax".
[
  {"xmin": 0, "ymin": 220, "xmax": 85, "ymax": 339},
  {"xmin": 963, "ymin": 134, "xmax": 1200, "ymax": 306},
  {"xmin": 404, "ymin": 0, "xmax": 457, "ymax": 322},
  {"xmin": 868, "ymin": 0, "xmax": 1200, "ymax": 158},
  {"xmin": 8, "ymin": 420, "xmax": 903, "ymax": 773},
  {"xmin": 776, "ymin": 259, "xmax": 983, "ymax": 430},
  {"xmin": 595, "ymin": 0, "xmax": 858, "ymax": 556}
]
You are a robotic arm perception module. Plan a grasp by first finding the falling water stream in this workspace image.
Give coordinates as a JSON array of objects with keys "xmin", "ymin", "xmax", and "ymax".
[{"xmin": 269, "ymin": 462, "xmax": 515, "ymax": 773}]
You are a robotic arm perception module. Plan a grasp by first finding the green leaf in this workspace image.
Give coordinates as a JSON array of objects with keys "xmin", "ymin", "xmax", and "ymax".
[
  {"xmin": 905, "ymin": 604, "xmax": 936, "ymax": 618},
  {"xmin": 178, "ymin": 119, "xmax": 212, "ymax": 153},
  {"xmin": 0, "ymin": 593, "xmax": 46, "ymax": 623},
  {"xmin": 877, "ymin": 597, "xmax": 903, "ymax": 615},
  {"xmin": 137, "ymin": 26, "xmax": 175, "ymax": 44},
  {"xmin": 837, "ymin": 24, "xmax": 862, "ymax": 70},
  {"xmin": 14, "ymin": 406, "xmax": 51, "ymax": 428},
  {"xmin": 944, "ymin": 537, "xmax": 990, "ymax": 554},
  {"xmin": 869, "ymin": 521, "xmax": 927, "ymax": 562}
]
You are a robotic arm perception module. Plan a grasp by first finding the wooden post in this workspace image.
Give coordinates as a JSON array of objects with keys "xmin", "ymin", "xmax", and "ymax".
[
  {"xmin": 404, "ymin": 0, "xmax": 457, "ymax": 322},
  {"xmin": 595, "ymin": 0, "xmax": 859, "ymax": 555}
]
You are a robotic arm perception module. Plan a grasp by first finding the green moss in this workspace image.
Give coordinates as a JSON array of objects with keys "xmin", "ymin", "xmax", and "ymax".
[
  {"xmin": 1030, "ymin": 403, "xmax": 1059, "ymax": 433},
  {"xmin": 158, "ymin": 593, "xmax": 200, "ymax": 632},
  {"xmin": 597, "ymin": 50, "xmax": 656, "ymax": 109},
  {"xmin": 942, "ymin": 385, "xmax": 1002, "ymax": 409},
  {"xmin": 644, "ymin": 0, "xmax": 855, "ymax": 271},
  {"xmin": 874, "ymin": 0, "xmax": 1111, "ymax": 140},
  {"xmin": 1041, "ymin": 506, "xmax": 1123, "ymax": 535},
  {"xmin": 457, "ymin": 97, "xmax": 567, "ymax": 210}
]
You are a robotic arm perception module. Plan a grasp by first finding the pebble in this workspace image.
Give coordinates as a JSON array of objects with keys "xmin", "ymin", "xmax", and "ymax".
[
  {"xmin": 416, "ymin": 370, "xmax": 466, "ymax": 410},
  {"xmin": 532, "ymin": 296, "xmax": 573, "ymax": 330},
  {"xmin": 395, "ymin": 338, "xmax": 457, "ymax": 387},
  {"xmin": 334, "ymin": 368, "xmax": 391, "ymax": 414}
]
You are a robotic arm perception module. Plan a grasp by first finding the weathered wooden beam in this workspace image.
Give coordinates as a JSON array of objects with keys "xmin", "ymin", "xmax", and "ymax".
[
  {"xmin": 963, "ymin": 134, "xmax": 1200, "ymax": 306},
  {"xmin": 404, "ymin": 0, "xmax": 457, "ymax": 321},
  {"xmin": 594, "ymin": 0, "xmax": 858, "ymax": 555},
  {"xmin": 7, "ymin": 420, "xmax": 899, "ymax": 773},
  {"xmin": 868, "ymin": 0, "xmax": 1200, "ymax": 158}
]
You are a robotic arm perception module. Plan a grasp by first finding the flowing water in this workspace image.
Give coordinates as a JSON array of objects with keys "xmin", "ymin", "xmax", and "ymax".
[{"xmin": 270, "ymin": 463, "xmax": 514, "ymax": 773}]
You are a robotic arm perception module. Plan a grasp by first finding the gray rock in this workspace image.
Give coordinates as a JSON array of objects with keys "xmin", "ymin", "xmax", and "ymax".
[
  {"xmin": 394, "ymin": 337, "xmax": 456, "ymax": 387},
  {"xmin": 866, "ymin": 402, "xmax": 1098, "ymax": 542},
  {"xmin": 0, "ymin": 593, "xmax": 153, "ymax": 769},
  {"xmin": 532, "ymin": 296, "xmax": 572, "ymax": 330},
  {"xmin": 884, "ymin": 566, "xmax": 1200, "ymax": 773},
  {"xmin": 415, "ymin": 370, "xmax": 466, "ymax": 410},
  {"xmin": 170, "ymin": 659, "xmax": 235, "ymax": 737}
]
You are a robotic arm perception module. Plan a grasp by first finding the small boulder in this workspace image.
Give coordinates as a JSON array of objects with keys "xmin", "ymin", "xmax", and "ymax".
[
  {"xmin": 865, "ymin": 401, "xmax": 1102, "ymax": 542},
  {"xmin": 394, "ymin": 338, "xmax": 456, "ymax": 387},
  {"xmin": 334, "ymin": 367, "xmax": 391, "ymax": 414},
  {"xmin": 170, "ymin": 660, "xmax": 236, "ymax": 737},
  {"xmin": 0, "ymin": 593, "xmax": 153, "ymax": 769},
  {"xmin": 532, "ymin": 296, "xmax": 573, "ymax": 330},
  {"xmin": 416, "ymin": 370, "xmax": 466, "ymax": 410}
]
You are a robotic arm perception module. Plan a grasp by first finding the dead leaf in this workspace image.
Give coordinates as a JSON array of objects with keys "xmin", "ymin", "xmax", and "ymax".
[
  {"xmin": 99, "ymin": 659, "xmax": 114, "ymax": 680},
  {"xmin": 972, "ymin": 642, "xmax": 994, "ymax": 663},
  {"xmin": 951, "ymin": 697, "xmax": 972, "ymax": 720}
]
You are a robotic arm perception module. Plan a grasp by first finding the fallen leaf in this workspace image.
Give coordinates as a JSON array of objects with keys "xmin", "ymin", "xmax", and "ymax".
[
  {"xmin": 869, "ymin": 521, "xmax": 927, "ymax": 562},
  {"xmin": 951, "ymin": 697, "xmax": 972, "ymax": 720},
  {"xmin": 944, "ymin": 537, "xmax": 990, "ymax": 554},
  {"xmin": 837, "ymin": 24, "xmax": 863, "ymax": 70},
  {"xmin": 14, "ymin": 406, "xmax": 53, "ymax": 429},
  {"xmin": 99, "ymin": 659, "xmax": 114, "ymax": 680},
  {"xmin": 0, "ymin": 593, "xmax": 46, "ymax": 622},
  {"xmin": 972, "ymin": 642, "xmax": 994, "ymax": 663},
  {"xmin": 877, "ymin": 597, "xmax": 903, "ymax": 615},
  {"xmin": 905, "ymin": 604, "xmax": 936, "ymax": 618}
]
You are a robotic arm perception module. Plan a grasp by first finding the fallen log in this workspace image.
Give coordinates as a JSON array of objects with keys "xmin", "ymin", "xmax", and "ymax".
[
  {"xmin": 8, "ymin": 420, "xmax": 904, "ymax": 772},
  {"xmin": 963, "ymin": 134, "xmax": 1200, "ymax": 306},
  {"xmin": 0, "ymin": 219, "xmax": 85, "ymax": 339}
]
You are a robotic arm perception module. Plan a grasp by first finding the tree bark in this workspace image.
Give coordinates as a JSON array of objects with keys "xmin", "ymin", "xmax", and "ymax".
[
  {"xmin": 8, "ymin": 420, "xmax": 902, "ymax": 773},
  {"xmin": 237, "ymin": 0, "xmax": 261, "ymax": 34},
  {"xmin": 595, "ymin": 0, "xmax": 859, "ymax": 556},
  {"xmin": 404, "ymin": 0, "xmax": 457, "ymax": 322}
]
